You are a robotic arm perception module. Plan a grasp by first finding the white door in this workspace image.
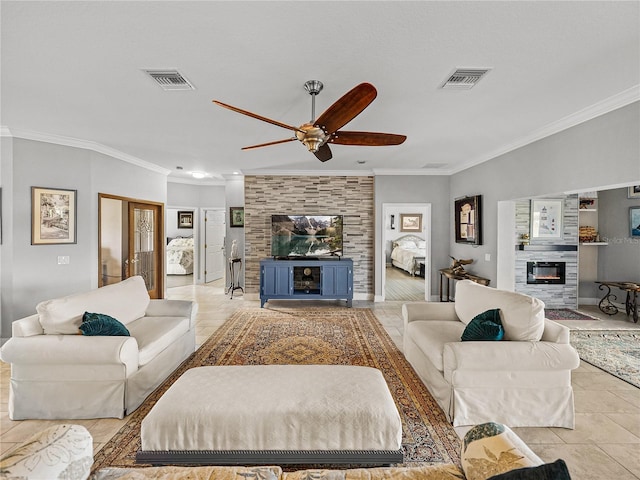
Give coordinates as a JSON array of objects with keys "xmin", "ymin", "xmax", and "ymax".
[{"xmin": 204, "ymin": 209, "xmax": 225, "ymax": 283}]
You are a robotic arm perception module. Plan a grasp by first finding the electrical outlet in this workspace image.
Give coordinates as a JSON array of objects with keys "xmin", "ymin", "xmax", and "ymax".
[
  {"xmin": 57, "ymin": 256, "xmax": 70, "ymax": 265},
  {"xmin": 484, "ymin": 253, "xmax": 491, "ymax": 262}
]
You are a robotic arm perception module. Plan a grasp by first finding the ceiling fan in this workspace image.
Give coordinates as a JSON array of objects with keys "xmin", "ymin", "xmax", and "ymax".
[{"xmin": 213, "ymin": 81, "xmax": 407, "ymax": 162}]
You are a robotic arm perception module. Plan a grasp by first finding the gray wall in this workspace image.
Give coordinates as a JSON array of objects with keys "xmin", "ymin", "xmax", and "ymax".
[
  {"xmin": 450, "ymin": 102, "xmax": 640, "ymax": 284},
  {"xmin": 597, "ymin": 187, "xmax": 640, "ymax": 283},
  {"xmin": 1, "ymin": 138, "xmax": 167, "ymax": 340},
  {"xmin": 167, "ymin": 182, "xmax": 225, "ymax": 208},
  {"xmin": 374, "ymin": 175, "xmax": 450, "ymax": 298}
]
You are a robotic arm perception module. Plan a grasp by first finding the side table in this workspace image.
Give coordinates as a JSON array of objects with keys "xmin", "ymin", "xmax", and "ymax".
[
  {"xmin": 595, "ymin": 281, "xmax": 639, "ymax": 323},
  {"xmin": 439, "ymin": 268, "xmax": 490, "ymax": 302},
  {"xmin": 227, "ymin": 258, "xmax": 244, "ymax": 299}
]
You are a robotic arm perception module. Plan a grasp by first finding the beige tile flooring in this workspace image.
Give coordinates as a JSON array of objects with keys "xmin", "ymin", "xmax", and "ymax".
[{"xmin": 1, "ymin": 285, "xmax": 639, "ymax": 479}]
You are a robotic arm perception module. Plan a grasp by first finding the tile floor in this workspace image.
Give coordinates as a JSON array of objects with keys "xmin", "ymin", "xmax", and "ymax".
[{"xmin": 1, "ymin": 285, "xmax": 639, "ymax": 479}]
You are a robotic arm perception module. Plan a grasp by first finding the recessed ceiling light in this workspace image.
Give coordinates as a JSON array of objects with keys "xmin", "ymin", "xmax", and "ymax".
[
  {"xmin": 176, "ymin": 166, "xmax": 183, "ymax": 170},
  {"xmin": 190, "ymin": 171, "xmax": 207, "ymax": 179},
  {"xmin": 357, "ymin": 160, "xmax": 366, "ymax": 165}
]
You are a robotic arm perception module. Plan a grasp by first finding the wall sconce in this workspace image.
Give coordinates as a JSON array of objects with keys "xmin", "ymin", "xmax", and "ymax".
[{"xmin": 390, "ymin": 214, "xmax": 395, "ymax": 230}]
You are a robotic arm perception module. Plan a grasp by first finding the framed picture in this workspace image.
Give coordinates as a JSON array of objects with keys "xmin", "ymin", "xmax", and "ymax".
[
  {"xmin": 628, "ymin": 185, "xmax": 640, "ymax": 198},
  {"xmin": 400, "ymin": 213, "xmax": 422, "ymax": 232},
  {"xmin": 31, "ymin": 186, "xmax": 77, "ymax": 245},
  {"xmin": 630, "ymin": 206, "xmax": 640, "ymax": 237},
  {"xmin": 530, "ymin": 199, "xmax": 563, "ymax": 240},
  {"xmin": 230, "ymin": 207, "xmax": 244, "ymax": 228},
  {"xmin": 454, "ymin": 195, "xmax": 482, "ymax": 245},
  {"xmin": 177, "ymin": 211, "xmax": 193, "ymax": 229}
]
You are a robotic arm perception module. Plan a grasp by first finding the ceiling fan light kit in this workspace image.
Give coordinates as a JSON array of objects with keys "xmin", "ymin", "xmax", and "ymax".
[{"xmin": 213, "ymin": 80, "xmax": 406, "ymax": 162}]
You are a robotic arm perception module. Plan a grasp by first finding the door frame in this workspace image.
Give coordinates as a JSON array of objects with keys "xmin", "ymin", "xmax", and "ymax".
[
  {"xmin": 380, "ymin": 202, "xmax": 431, "ymax": 302},
  {"xmin": 98, "ymin": 193, "xmax": 165, "ymax": 298}
]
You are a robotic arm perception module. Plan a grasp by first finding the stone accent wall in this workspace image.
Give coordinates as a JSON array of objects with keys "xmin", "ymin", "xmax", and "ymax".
[
  {"xmin": 244, "ymin": 176, "xmax": 374, "ymax": 297},
  {"xmin": 514, "ymin": 195, "xmax": 579, "ymax": 308}
]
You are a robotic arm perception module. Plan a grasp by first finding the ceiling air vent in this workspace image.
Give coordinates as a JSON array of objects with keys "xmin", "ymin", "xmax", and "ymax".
[
  {"xmin": 441, "ymin": 68, "xmax": 491, "ymax": 90},
  {"xmin": 144, "ymin": 70, "xmax": 195, "ymax": 91}
]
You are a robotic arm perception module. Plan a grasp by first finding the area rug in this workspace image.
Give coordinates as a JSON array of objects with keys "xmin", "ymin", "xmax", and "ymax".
[
  {"xmin": 545, "ymin": 308, "xmax": 598, "ymax": 321},
  {"xmin": 91, "ymin": 308, "xmax": 461, "ymax": 472},
  {"xmin": 570, "ymin": 329, "xmax": 640, "ymax": 388}
]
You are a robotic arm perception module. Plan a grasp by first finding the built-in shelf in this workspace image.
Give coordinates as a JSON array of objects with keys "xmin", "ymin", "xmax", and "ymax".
[{"xmin": 580, "ymin": 242, "xmax": 608, "ymax": 246}]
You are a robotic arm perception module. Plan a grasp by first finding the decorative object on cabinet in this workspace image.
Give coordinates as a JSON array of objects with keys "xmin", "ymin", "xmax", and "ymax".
[
  {"xmin": 530, "ymin": 198, "xmax": 562, "ymax": 240},
  {"xmin": 31, "ymin": 186, "xmax": 77, "ymax": 245},
  {"xmin": 454, "ymin": 195, "xmax": 482, "ymax": 245},
  {"xmin": 400, "ymin": 213, "xmax": 422, "ymax": 232},
  {"xmin": 177, "ymin": 211, "xmax": 193, "ymax": 228},
  {"xmin": 630, "ymin": 206, "xmax": 640, "ymax": 237},
  {"xmin": 628, "ymin": 185, "xmax": 640, "ymax": 198},
  {"xmin": 230, "ymin": 207, "xmax": 244, "ymax": 227}
]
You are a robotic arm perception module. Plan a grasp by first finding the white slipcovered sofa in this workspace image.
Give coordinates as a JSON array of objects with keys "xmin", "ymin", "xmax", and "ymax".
[
  {"xmin": 0, "ymin": 276, "xmax": 197, "ymax": 420},
  {"xmin": 403, "ymin": 279, "xmax": 580, "ymax": 428}
]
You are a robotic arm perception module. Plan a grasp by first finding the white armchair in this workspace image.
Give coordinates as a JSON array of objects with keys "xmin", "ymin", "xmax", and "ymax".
[{"xmin": 403, "ymin": 280, "xmax": 580, "ymax": 428}]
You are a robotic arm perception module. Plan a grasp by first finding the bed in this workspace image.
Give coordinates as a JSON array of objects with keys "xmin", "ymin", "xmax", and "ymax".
[
  {"xmin": 390, "ymin": 234, "xmax": 426, "ymax": 276},
  {"xmin": 166, "ymin": 237, "xmax": 194, "ymax": 275}
]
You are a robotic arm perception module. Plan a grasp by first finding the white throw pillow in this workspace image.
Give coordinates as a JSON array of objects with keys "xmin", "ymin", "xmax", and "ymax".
[
  {"xmin": 37, "ymin": 275, "xmax": 150, "ymax": 335},
  {"xmin": 454, "ymin": 280, "xmax": 545, "ymax": 341}
]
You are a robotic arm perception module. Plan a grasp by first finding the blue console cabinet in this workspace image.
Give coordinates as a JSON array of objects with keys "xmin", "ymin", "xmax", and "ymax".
[{"xmin": 260, "ymin": 258, "xmax": 353, "ymax": 307}]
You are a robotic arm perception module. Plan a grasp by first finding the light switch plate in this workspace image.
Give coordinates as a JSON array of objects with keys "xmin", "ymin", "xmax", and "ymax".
[
  {"xmin": 484, "ymin": 253, "xmax": 491, "ymax": 261},
  {"xmin": 57, "ymin": 255, "xmax": 70, "ymax": 265}
]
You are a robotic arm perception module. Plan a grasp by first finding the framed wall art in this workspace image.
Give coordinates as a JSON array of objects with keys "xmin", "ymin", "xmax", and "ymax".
[
  {"xmin": 454, "ymin": 195, "xmax": 482, "ymax": 245},
  {"xmin": 530, "ymin": 199, "xmax": 563, "ymax": 240},
  {"xmin": 230, "ymin": 207, "xmax": 244, "ymax": 228},
  {"xmin": 628, "ymin": 185, "xmax": 640, "ymax": 198},
  {"xmin": 31, "ymin": 186, "xmax": 77, "ymax": 245},
  {"xmin": 630, "ymin": 206, "xmax": 640, "ymax": 237},
  {"xmin": 400, "ymin": 213, "xmax": 422, "ymax": 232},
  {"xmin": 177, "ymin": 211, "xmax": 193, "ymax": 229}
]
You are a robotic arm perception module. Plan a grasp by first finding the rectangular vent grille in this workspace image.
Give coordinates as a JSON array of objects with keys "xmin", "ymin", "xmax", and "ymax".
[
  {"xmin": 144, "ymin": 70, "xmax": 195, "ymax": 91},
  {"xmin": 421, "ymin": 163, "xmax": 446, "ymax": 169},
  {"xmin": 441, "ymin": 68, "xmax": 491, "ymax": 90}
]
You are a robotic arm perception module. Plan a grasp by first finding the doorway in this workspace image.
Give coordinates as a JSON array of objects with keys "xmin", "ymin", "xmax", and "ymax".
[
  {"xmin": 98, "ymin": 194, "xmax": 165, "ymax": 298},
  {"xmin": 381, "ymin": 203, "xmax": 431, "ymax": 301}
]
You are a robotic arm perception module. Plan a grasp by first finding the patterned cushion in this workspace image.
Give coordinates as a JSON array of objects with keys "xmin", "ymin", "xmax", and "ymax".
[
  {"xmin": 0, "ymin": 424, "xmax": 93, "ymax": 480},
  {"xmin": 487, "ymin": 459, "xmax": 571, "ymax": 479},
  {"xmin": 461, "ymin": 422, "xmax": 542, "ymax": 480},
  {"xmin": 461, "ymin": 309, "xmax": 504, "ymax": 341},
  {"xmin": 282, "ymin": 465, "xmax": 464, "ymax": 479}
]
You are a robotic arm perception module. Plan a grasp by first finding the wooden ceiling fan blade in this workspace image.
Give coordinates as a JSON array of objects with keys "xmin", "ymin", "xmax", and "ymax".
[
  {"xmin": 330, "ymin": 131, "xmax": 407, "ymax": 146},
  {"xmin": 314, "ymin": 83, "xmax": 377, "ymax": 135},
  {"xmin": 314, "ymin": 144, "xmax": 332, "ymax": 162},
  {"xmin": 213, "ymin": 100, "xmax": 304, "ymax": 133},
  {"xmin": 241, "ymin": 137, "xmax": 297, "ymax": 151}
]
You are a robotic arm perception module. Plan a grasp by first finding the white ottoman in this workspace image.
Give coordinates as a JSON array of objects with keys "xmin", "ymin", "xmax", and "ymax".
[{"xmin": 137, "ymin": 365, "xmax": 403, "ymax": 465}]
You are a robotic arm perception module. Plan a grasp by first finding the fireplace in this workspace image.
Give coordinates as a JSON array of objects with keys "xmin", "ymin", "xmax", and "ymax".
[{"xmin": 527, "ymin": 261, "xmax": 566, "ymax": 284}]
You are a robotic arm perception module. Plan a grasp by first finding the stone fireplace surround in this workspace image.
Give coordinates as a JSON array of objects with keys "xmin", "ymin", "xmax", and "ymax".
[{"xmin": 514, "ymin": 196, "xmax": 579, "ymax": 309}]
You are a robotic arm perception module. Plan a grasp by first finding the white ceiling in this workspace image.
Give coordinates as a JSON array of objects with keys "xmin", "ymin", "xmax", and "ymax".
[{"xmin": 2, "ymin": 1, "xmax": 639, "ymax": 183}]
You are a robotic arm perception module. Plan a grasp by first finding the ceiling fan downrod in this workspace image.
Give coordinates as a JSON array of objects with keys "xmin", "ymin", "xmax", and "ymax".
[
  {"xmin": 304, "ymin": 80, "xmax": 323, "ymax": 122},
  {"xmin": 299, "ymin": 80, "xmax": 327, "ymax": 152}
]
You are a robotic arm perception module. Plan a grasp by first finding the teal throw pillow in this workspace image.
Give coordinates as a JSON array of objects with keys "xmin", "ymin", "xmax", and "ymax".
[
  {"xmin": 79, "ymin": 312, "xmax": 130, "ymax": 336},
  {"xmin": 461, "ymin": 308, "xmax": 504, "ymax": 341},
  {"xmin": 487, "ymin": 459, "xmax": 571, "ymax": 479}
]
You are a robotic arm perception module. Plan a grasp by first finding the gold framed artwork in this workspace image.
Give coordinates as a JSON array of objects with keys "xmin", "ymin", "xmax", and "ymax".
[
  {"xmin": 400, "ymin": 213, "xmax": 422, "ymax": 232},
  {"xmin": 31, "ymin": 186, "xmax": 77, "ymax": 245}
]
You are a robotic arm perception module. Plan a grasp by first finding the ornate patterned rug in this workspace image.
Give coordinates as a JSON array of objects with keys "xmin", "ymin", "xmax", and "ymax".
[
  {"xmin": 545, "ymin": 309, "xmax": 598, "ymax": 321},
  {"xmin": 92, "ymin": 308, "xmax": 461, "ymax": 472},
  {"xmin": 570, "ymin": 329, "xmax": 640, "ymax": 388}
]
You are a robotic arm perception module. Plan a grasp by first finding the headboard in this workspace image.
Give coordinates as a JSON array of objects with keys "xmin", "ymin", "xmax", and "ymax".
[{"xmin": 392, "ymin": 234, "xmax": 425, "ymax": 249}]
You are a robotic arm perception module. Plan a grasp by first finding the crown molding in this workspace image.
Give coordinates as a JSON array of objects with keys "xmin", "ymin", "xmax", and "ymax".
[
  {"xmin": 450, "ymin": 85, "xmax": 640, "ymax": 175},
  {"xmin": 242, "ymin": 169, "xmax": 373, "ymax": 177},
  {"xmin": 167, "ymin": 176, "xmax": 226, "ymax": 186},
  {"xmin": 1, "ymin": 127, "xmax": 172, "ymax": 175},
  {"xmin": 372, "ymin": 168, "xmax": 454, "ymax": 176}
]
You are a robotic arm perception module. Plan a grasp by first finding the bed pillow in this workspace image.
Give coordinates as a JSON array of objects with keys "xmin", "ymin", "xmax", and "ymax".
[
  {"xmin": 80, "ymin": 312, "xmax": 130, "ymax": 336},
  {"xmin": 461, "ymin": 309, "xmax": 504, "ymax": 341}
]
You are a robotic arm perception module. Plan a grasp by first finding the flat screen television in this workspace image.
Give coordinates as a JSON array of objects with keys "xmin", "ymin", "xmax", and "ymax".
[{"xmin": 271, "ymin": 215, "xmax": 343, "ymax": 258}]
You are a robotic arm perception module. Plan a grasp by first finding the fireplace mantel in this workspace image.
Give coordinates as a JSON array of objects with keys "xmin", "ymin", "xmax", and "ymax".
[{"xmin": 516, "ymin": 245, "xmax": 577, "ymax": 251}]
